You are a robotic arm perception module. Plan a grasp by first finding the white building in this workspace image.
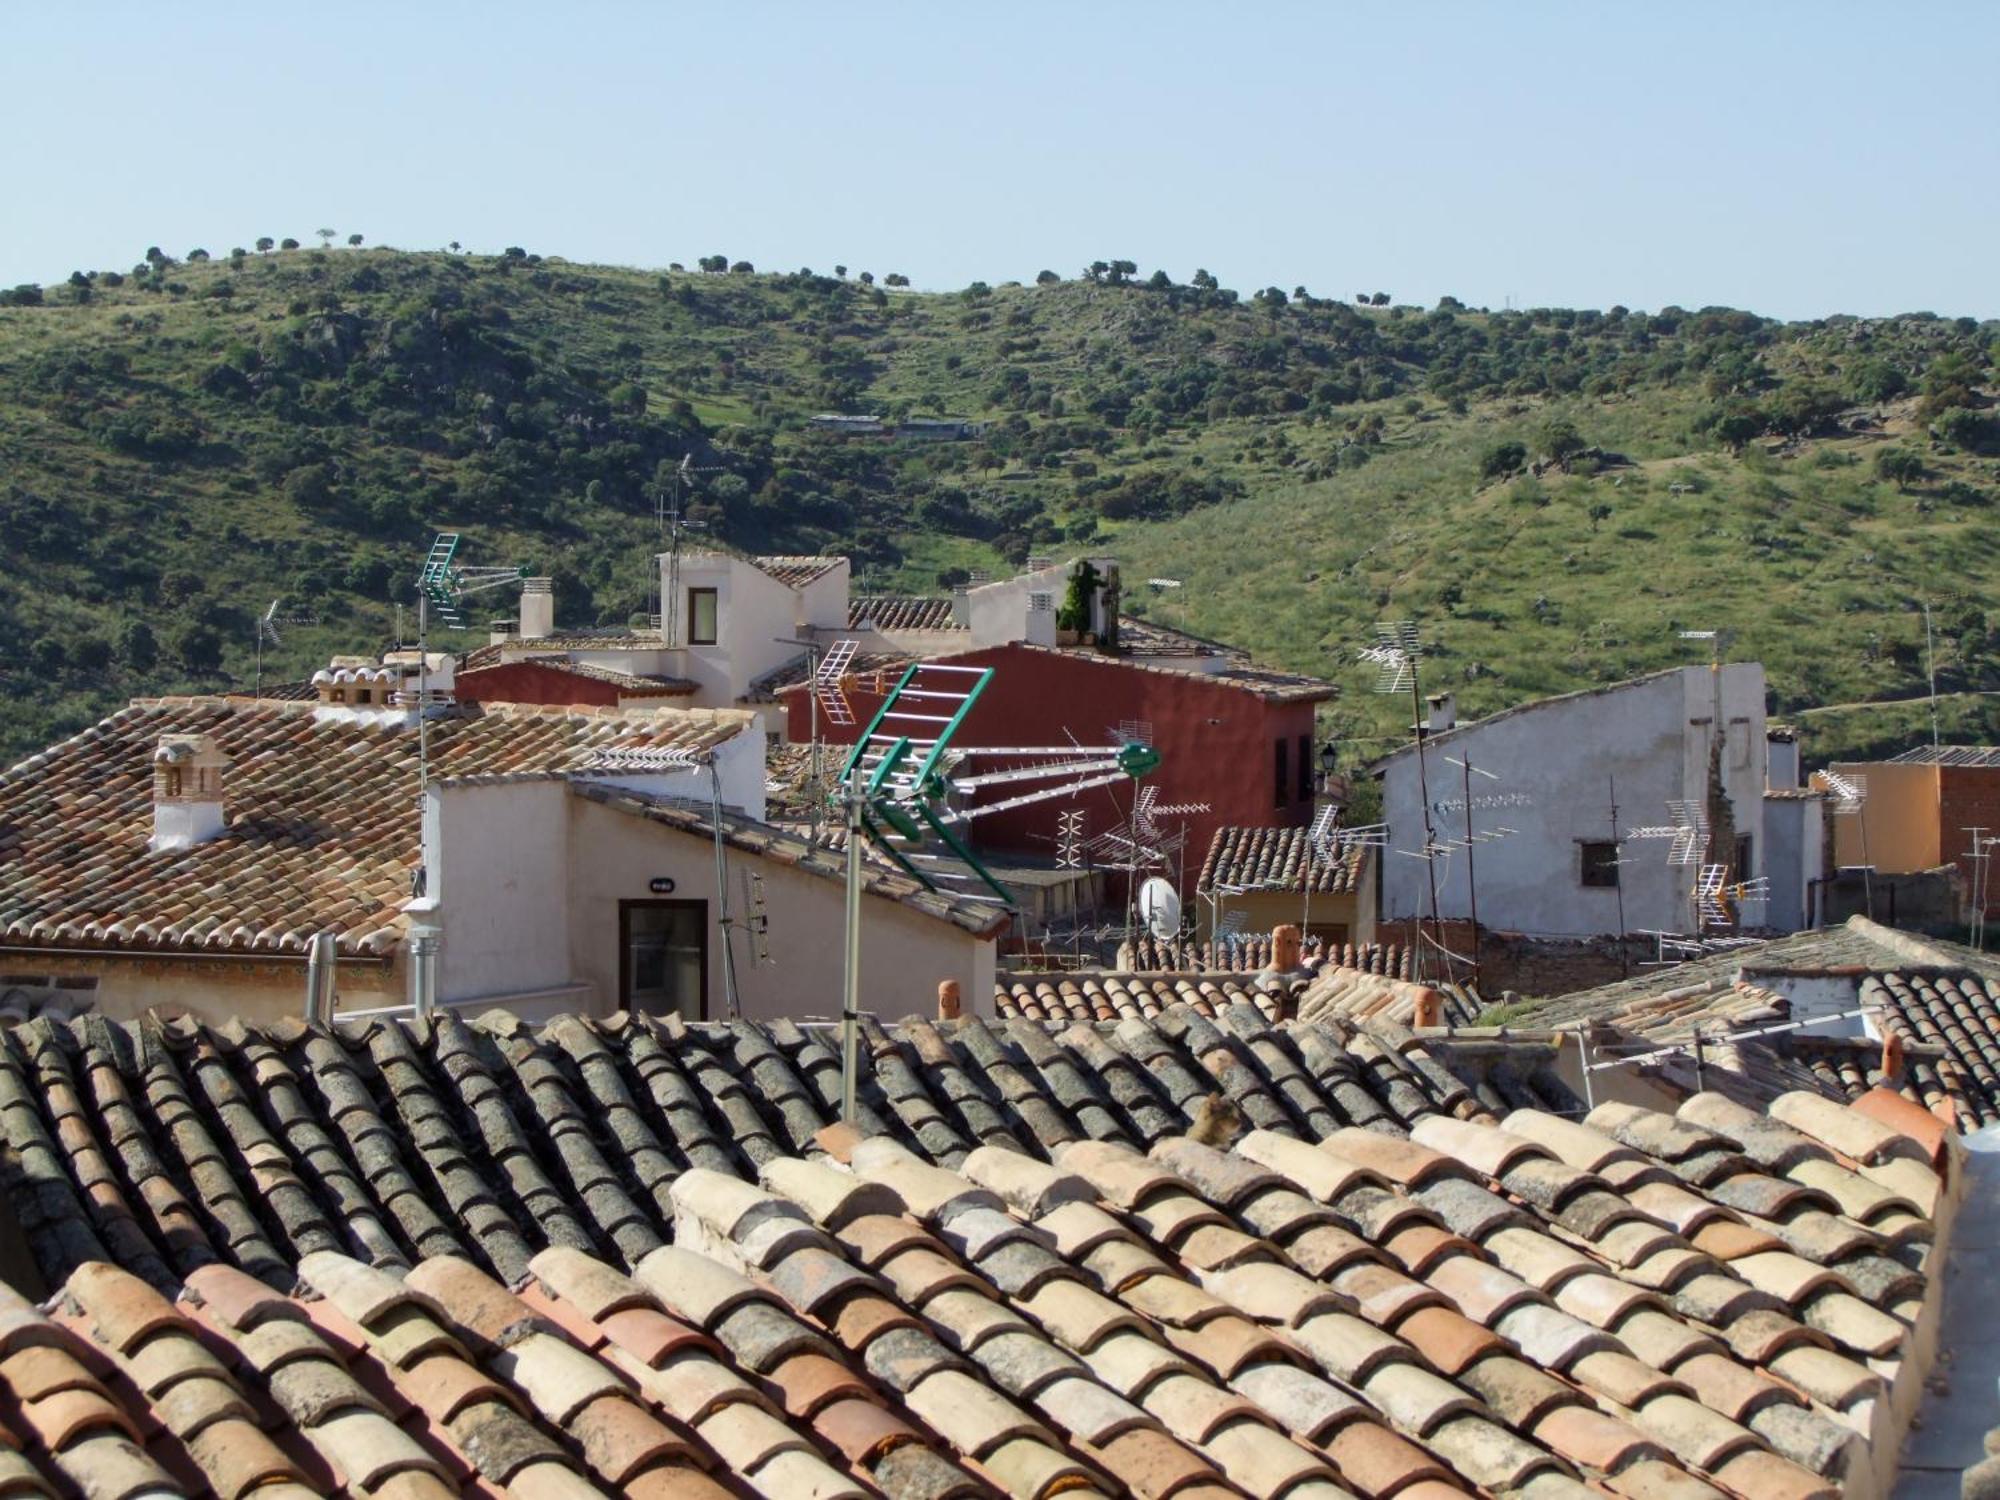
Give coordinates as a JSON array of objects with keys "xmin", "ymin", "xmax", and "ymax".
[{"xmin": 1374, "ymin": 664, "xmax": 1797, "ymax": 939}]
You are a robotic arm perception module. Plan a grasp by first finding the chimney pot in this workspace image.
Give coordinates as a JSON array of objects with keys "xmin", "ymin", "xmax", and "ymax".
[
  {"xmin": 150, "ymin": 734, "xmax": 229, "ymax": 853},
  {"xmin": 937, "ymin": 979, "xmax": 963, "ymax": 1021},
  {"xmin": 1410, "ymin": 987, "xmax": 1445, "ymax": 1029},
  {"xmin": 1426, "ymin": 692, "xmax": 1457, "ymax": 734},
  {"xmin": 1879, "ymin": 1027, "xmax": 1905, "ymax": 1086},
  {"xmin": 520, "ymin": 578, "xmax": 555, "ymax": 640}
]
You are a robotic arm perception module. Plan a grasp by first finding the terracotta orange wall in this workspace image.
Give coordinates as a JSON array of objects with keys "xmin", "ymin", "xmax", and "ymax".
[
  {"xmin": 457, "ymin": 663, "xmax": 621, "ymax": 708},
  {"xmin": 1829, "ymin": 762, "xmax": 1940, "ymax": 873}
]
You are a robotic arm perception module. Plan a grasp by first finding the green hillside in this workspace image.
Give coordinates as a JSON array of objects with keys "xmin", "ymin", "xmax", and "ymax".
[{"xmin": 2, "ymin": 244, "xmax": 1997, "ymax": 766}]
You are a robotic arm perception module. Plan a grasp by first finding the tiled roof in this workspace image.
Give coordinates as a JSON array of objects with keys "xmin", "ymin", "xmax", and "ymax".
[
  {"xmin": 1885, "ymin": 745, "xmax": 2000, "ymax": 767},
  {"xmin": 1852, "ymin": 970, "xmax": 2000, "ymax": 1129},
  {"xmin": 573, "ymin": 784, "xmax": 1012, "ymax": 938},
  {"xmin": 0, "ymin": 1004, "xmax": 1948, "ymax": 1499},
  {"xmin": 1489, "ymin": 921, "xmax": 2000, "ymax": 1133},
  {"xmin": 848, "ymin": 596, "xmax": 966, "ymax": 632},
  {"xmin": 1113, "ymin": 938, "xmax": 1412, "ymax": 979},
  {"xmin": 224, "ymin": 679, "xmax": 321, "ymax": 702},
  {"xmin": 931, "ymin": 643, "xmax": 1339, "ymax": 706},
  {"xmin": 1200, "ymin": 827, "xmax": 1367, "ymax": 896},
  {"xmin": 0, "ymin": 697, "xmax": 752, "ymax": 959},
  {"xmin": 1114, "ymin": 617, "xmax": 1244, "ymax": 660},
  {"xmin": 477, "ymin": 657, "xmax": 697, "ymax": 696},
  {"xmin": 749, "ymin": 648, "xmax": 915, "ymax": 702},
  {"xmin": 753, "ymin": 555, "xmax": 845, "ymax": 587}
]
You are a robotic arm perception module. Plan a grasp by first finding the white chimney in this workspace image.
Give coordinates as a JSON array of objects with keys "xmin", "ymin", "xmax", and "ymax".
[
  {"xmin": 1426, "ymin": 692, "xmax": 1457, "ymax": 734},
  {"xmin": 520, "ymin": 577, "xmax": 554, "ymax": 640},
  {"xmin": 150, "ymin": 734, "xmax": 229, "ymax": 853}
]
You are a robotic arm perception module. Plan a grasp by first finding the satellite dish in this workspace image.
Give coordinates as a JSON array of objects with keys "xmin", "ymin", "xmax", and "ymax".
[{"xmin": 1138, "ymin": 878, "xmax": 1181, "ymax": 942}]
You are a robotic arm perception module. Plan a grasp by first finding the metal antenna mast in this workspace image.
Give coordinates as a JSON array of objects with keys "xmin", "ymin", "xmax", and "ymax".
[
  {"xmin": 1608, "ymin": 776, "xmax": 1629, "ymax": 977},
  {"xmin": 659, "ymin": 455, "xmax": 724, "ymax": 642},
  {"xmin": 1362, "ymin": 621, "xmax": 1447, "ymax": 984},
  {"xmin": 412, "ymin": 534, "xmax": 527, "ymax": 893}
]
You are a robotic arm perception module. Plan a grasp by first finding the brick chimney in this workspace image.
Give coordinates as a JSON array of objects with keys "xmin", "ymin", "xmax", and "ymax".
[
  {"xmin": 150, "ymin": 734, "xmax": 228, "ymax": 853},
  {"xmin": 519, "ymin": 578, "xmax": 554, "ymax": 641},
  {"xmin": 1426, "ymin": 693, "xmax": 1457, "ymax": 735}
]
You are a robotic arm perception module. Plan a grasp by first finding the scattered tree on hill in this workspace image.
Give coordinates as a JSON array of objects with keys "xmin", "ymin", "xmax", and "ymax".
[
  {"xmin": 1874, "ymin": 447, "xmax": 1927, "ymax": 490},
  {"xmin": 834, "ymin": 264, "xmax": 847, "ymax": 278},
  {"xmin": 1934, "ymin": 406, "xmax": 1997, "ymax": 454},
  {"xmin": 1036, "ymin": 269, "xmax": 1059, "ymax": 285},
  {"xmin": 858, "ymin": 271, "xmax": 874, "ymax": 285},
  {"xmin": 120, "ymin": 621, "xmax": 157, "ymax": 672},
  {"xmin": 884, "ymin": 273, "xmax": 909, "ymax": 287},
  {"xmin": 1533, "ymin": 417, "xmax": 1586, "ymax": 467},
  {"xmin": 1479, "ymin": 441, "xmax": 1527, "ymax": 479},
  {"xmin": 729, "ymin": 260, "xmax": 754, "ymax": 274},
  {"xmin": 186, "ymin": 249, "xmax": 209, "ymax": 262},
  {"xmin": 316, "ymin": 228, "xmax": 336, "ymax": 248},
  {"xmin": 1370, "ymin": 292, "xmax": 1390, "ymax": 306},
  {"xmin": 347, "ymin": 233, "xmax": 363, "ymax": 247},
  {"xmin": 1106, "ymin": 259, "xmax": 1137, "ymax": 285},
  {"xmin": 175, "ymin": 624, "xmax": 222, "ymax": 674},
  {"xmin": 1588, "ymin": 502, "xmax": 1613, "ymax": 531},
  {"xmin": 1847, "ymin": 359, "xmax": 1908, "ymax": 403},
  {"xmin": 1084, "ymin": 261, "xmax": 1109, "ymax": 282},
  {"xmin": 229, "ymin": 247, "xmax": 247, "ymax": 263},
  {"xmin": 1191, "ymin": 269, "xmax": 1217, "ymax": 290},
  {"xmin": 280, "ymin": 238, "xmax": 299, "ymax": 250},
  {"xmin": 255, "ymin": 236, "xmax": 274, "ymax": 253}
]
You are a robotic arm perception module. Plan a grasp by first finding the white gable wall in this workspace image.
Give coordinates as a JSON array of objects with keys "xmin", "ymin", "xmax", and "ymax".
[{"xmin": 1380, "ymin": 665, "xmax": 1770, "ymax": 938}]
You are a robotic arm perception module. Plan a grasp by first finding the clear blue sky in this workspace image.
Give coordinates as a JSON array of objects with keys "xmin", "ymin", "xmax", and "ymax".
[{"xmin": 6, "ymin": 2, "xmax": 1994, "ymax": 320}]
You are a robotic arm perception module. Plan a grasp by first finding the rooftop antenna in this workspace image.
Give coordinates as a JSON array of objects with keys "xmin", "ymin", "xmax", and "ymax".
[
  {"xmin": 1964, "ymin": 827, "xmax": 1997, "ymax": 952},
  {"xmin": 741, "ymin": 871, "xmax": 771, "ymax": 965},
  {"xmin": 1607, "ymin": 775, "xmax": 1629, "ymax": 976},
  {"xmin": 1821, "ymin": 769, "xmax": 1873, "ymax": 922},
  {"xmin": 1439, "ymin": 751, "xmax": 1527, "ymax": 986},
  {"xmin": 1361, "ymin": 620, "xmax": 1449, "ymax": 983},
  {"xmin": 251, "ymin": 597, "xmax": 316, "ymax": 698},
  {"xmin": 411, "ymin": 533, "xmax": 527, "ymax": 894},
  {"xmin": 659, "ymin": 454, "xmax": 724, "ymax": 641}
]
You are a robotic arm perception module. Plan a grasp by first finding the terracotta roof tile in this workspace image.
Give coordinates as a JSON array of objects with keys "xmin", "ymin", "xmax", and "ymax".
[
  {"xmin": 0, "ymin": 697, "xmax": 756, "ymax": 959},
  {"xmin": 0, "ymin": 1004, "xmax": 1955, "ymax": 1500}
]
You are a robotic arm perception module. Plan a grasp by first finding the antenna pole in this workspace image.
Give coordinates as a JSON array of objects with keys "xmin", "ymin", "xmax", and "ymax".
[
  {"xmin": 841, "ymin": 774, "xmax": 863, "ymax": 1123},
  {"xmin": 1609, "ymin": 775, "xmax": 1629, "ymax": 978},
  {"xmin": 1462, "ymin": 753, "xmax": 1482, "ymax": 986},
  {"xmin": 1409, "ymin": 673, "xmax": 1447, "ymax": 985},
  {"xmin": 709, "ymin": 763, "xmax": 742, "ymax": 1019}
]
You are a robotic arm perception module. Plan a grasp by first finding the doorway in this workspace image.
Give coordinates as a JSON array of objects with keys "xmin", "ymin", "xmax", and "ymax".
[{"xmin": 619, "ymin": 900, "xmax": 707, "ymax": 1019}]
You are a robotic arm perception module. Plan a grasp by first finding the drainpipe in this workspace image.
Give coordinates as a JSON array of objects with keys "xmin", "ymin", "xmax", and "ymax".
[
  {"xmin": 304, "ymin": 931, "xmax": 338, "ymax": 1026},
  {"xmin": 407, "ymin": 926, "xmax": 440, "ymax": 1021}
]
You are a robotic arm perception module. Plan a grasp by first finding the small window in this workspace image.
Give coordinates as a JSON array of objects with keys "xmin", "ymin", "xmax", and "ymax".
[
  {"xmin": 1274, "ymin": 738, "xmax": 1289, "ymax": 810},
  {"xmin": 1735, "ymin": 834, "xmax": 1753, "ymax": 879},
  {"xmin": 687, "ymin": 587, "xmax": 719, "ymax": 645},
  {"xmin": 1580, "ymin": 841, "xmax": 1620, "ymax": 888},
  {"xmin": 1297, "ymin": 733, "xmax": 1312, "ymax": 802}
]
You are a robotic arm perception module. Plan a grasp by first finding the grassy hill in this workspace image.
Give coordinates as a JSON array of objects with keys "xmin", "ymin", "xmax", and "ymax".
[{"xmin": 2, "ymin": 244, "xmax": 1996, "ymax": 766}]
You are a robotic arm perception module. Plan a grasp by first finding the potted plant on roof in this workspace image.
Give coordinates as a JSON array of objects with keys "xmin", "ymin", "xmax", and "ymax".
[{"xmin": 1055, "ymin": 558, "xmax": 1099, "ymax": 647}]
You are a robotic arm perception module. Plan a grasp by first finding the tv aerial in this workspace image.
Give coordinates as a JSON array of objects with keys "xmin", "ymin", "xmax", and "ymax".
[
  {"xmin": 658, "ymin": 453, "xmax": 725, "ymax": 641},
  {"xmin": 251, "ymin": 597, "xmax": 317, "ymax": 698}
]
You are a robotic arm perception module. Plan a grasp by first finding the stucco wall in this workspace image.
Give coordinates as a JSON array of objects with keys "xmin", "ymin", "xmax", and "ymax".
[
  {"xmin": 1830, "ymin": 762, "xmax": 1941, "ymax": 872},
  {"xmin": 565, "ymin": 796, "xmax": 994, "ymax": 1022},
  {"xmin": 428, "ymin": 780, "xmax": 574, "ymax": 1004},
  {"xmin": 1198, "ymin": 889, "xmax": 1369, "ymax": 947},
  {"xmin": 1762, "ymin": 795, "xmax": 1825, "ymax": 933},
  {"xmin": 669, "ymin": 554, "xmax": 801, "ymax": 704},
  {"xmin": 1381, "ymin": 666, "xmax": 1768, "ymax": 938},
  {"xmin": 0, "ymin": 951, "xmax": 401, "ymax": 1026}
]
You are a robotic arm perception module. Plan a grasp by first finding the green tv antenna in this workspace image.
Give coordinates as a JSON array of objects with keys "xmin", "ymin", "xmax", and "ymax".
[{"xmin": 410, "ymin": 533, "xmax": 528, "ymax": 894}]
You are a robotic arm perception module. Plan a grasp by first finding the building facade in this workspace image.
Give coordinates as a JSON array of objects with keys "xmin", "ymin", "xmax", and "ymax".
[
  {"xmin": 783, "ymin": 641, "xmax": 1335, "ymax": 897},
  {"xmin": 1375, "ymin": 664, "xmax": 1779, "ymax": 938}
]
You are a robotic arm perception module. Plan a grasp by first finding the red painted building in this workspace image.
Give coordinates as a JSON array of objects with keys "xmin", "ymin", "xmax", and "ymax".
[
  {"xmin": 455, "ymin": 659, "xmax": 696, "ymax": 711},
  {"xmin": 780, "ymin": 642, "xmax": 1336, "ymax": 895}
]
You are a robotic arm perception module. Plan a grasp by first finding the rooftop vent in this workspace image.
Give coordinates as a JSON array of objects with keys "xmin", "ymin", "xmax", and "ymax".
[
  {"xmin": 520, "ymin": 577, "xmax": 554, "ymax": 640},
  {"xmin": 150, "ymin": 734, "xmax": 228, "ymax": 853}
]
